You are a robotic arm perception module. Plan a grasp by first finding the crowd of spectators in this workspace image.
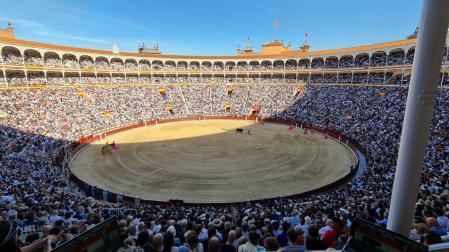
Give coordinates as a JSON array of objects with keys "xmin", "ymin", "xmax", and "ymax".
[
  {"xmin": 1, "ymin": 84, "xmax": 449, "ymax": 250},
  {"xmin": 63, "ymin": 58, "xmax": 78, "ymax": 69},
  {"xmin": 24, "ymin": 55, "xmax": 43, "ymax": 66},
  {"xmin": 80, "ymin": 58, "xmax": 95, "ymax": 69},
  {"xmin": 2, "ymin": 53, "xmax": 23, "ymax": 65},
  {"xmin": 1, "ymin": 70, "xmax": 448, "ymax": 86},
  {"xmin": 354, "ymin": 55, "xmax": 369, "ymax": 68},
  {"xmin": 111, "ymin": 60, "xmax": 125, "ymax": 71},
  {"xmin": 369, "ymin": 53, "xmax": 386, "ymax": 67},
  {"xmin": 45, "ymin": 57, "xmax": 63, "ymax": 68},
  {"xmin": 2, "ymin": 49, "xmax": 449, "ymax": 250}
]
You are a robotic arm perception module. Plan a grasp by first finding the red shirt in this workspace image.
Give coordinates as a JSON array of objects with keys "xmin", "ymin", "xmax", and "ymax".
[{"xmin": 321, "ymin": 227, "xmax": 343, "ymax": 247}]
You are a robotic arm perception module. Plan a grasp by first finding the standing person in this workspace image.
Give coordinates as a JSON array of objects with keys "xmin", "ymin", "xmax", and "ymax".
[
  {"xmin": 248, "ymin": 128, "xmax": 251, "ymax": 136},
  {"xmin": 221, "ymin": 230, "xmax": 236, "ymax": 252}
]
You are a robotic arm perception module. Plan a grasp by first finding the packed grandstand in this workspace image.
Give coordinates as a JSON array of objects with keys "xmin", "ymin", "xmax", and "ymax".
[{"xmin": 1, "ymin": 20, "xmax": 449, "ymax": 251}]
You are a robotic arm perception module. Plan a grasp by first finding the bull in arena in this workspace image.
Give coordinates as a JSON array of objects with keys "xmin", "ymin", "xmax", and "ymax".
[
  {"xmin": 236, "ymin": 128, "xmax": 243, "ymax": 134},
  {"xmin": 101, "ymin": 145, "xmax": 112, "ymax": 155}
]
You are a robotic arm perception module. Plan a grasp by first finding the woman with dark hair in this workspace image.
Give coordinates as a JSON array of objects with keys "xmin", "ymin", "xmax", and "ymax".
[
  {"xmin": 0, "ymin": 220, "xmax": 54, "ymax": 252},
  {"xmin": 164, "ymin": 231, "xmax": 179, "ymax": 252}
]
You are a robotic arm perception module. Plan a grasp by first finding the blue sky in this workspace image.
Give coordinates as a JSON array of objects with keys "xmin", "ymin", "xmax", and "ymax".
[{"xmin": 0, "ymin": 0, "xmax": 422, "ymax": 55}]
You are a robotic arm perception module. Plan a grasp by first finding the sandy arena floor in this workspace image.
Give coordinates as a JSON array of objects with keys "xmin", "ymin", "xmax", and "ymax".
[{"xmin": 70, "ymin": 120, "xmax": 356, "ymax": 203}]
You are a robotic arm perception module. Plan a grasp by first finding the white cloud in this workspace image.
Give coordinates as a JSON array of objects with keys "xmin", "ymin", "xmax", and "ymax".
[{"xmin": 57, "ymin": 34, "xmax": 112, "ymax": 45}]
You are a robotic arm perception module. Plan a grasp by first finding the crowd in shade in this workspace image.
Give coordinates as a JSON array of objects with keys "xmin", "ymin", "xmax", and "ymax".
[{"xmin": 1, "ymin": 84, "xmax": 449, "ymax": 251}]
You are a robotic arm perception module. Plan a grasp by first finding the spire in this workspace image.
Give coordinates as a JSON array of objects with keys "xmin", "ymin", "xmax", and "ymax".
[{"xmin": 300, "ymin": 32, "xmax": 310, "ymax": 52}]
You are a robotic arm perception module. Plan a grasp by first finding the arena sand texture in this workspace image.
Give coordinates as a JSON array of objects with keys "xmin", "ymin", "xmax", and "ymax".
[{"xmin": 70, "ymin": 120, "xmax": 356, "ymax": 203}]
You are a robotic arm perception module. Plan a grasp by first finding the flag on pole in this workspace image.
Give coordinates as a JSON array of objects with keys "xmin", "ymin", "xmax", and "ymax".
[{"xmin": 305, "ymin": 32, "xmax": 309, "ymax": 43}]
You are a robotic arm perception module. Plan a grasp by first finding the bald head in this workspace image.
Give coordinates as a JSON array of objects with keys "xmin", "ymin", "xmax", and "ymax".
[{"xmin": 426, "ymin": 217, "xmax": 438, "ymax": 227}]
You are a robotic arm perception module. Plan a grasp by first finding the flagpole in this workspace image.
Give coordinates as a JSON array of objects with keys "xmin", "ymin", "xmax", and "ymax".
[{"xmin": 274, "ymin": 20, "xmax": 279, "ymax": 41}]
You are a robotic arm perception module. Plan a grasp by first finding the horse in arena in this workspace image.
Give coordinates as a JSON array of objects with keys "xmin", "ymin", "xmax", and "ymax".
[{"xmin": 236, "ymin": 128, "xmax": 243, "ymax": 134}]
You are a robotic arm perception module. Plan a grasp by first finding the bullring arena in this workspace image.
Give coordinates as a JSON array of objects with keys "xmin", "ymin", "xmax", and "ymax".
[{"xmin": 70, "ymin": 119, "xmax": 356, "ymax": 203}]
